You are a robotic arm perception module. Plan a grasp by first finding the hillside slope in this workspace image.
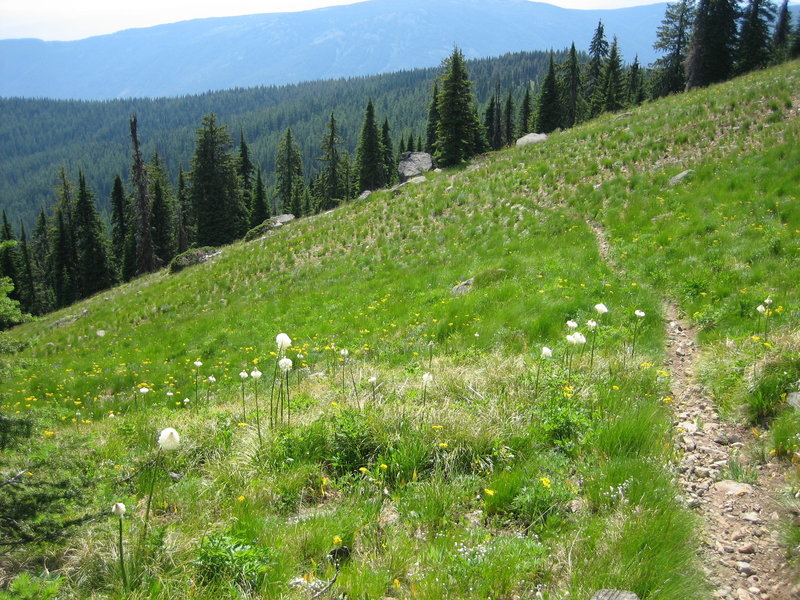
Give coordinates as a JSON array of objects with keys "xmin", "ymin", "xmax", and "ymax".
[
  {"xmin": 0, "ymin": 62, "xmax": 798, "ymax": 599},
  {"xmin": 0, "ymin": 0, "xmax": 667, "ymax": 100}
]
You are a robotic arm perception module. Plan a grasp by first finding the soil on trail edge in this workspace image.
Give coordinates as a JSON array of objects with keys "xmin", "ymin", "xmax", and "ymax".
[
  {"xmin": 664, "ymin": 302, "xmax": 798, "ymax": 600},
  {"xmin": 586, "ymin": 218, "xmax": 797, "ymax": 598}
]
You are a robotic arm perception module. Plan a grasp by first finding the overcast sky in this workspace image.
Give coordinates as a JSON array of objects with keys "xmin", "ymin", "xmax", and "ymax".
[{"xmin": 1, "ymin": 0, "xmax": 670, "ymax": 41}]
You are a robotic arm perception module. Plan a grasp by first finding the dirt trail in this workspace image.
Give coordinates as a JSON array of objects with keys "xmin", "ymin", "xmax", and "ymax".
[{"xmin": 588, "ymin": 219, "xmax": 798, "ymax": 599}]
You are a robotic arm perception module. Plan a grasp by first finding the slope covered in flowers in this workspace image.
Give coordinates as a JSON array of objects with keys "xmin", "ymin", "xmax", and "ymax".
[{"xmin": 0, "ymin": 61, "xmax": 798, "ymax": 599}]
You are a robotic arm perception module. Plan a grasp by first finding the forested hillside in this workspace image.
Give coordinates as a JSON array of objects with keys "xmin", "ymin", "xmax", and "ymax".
[{"xmin": 0, "ymin": 50, "xmax": 563, "ymax": 228}]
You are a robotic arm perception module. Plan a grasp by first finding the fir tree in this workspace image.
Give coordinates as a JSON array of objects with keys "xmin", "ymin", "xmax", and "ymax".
[
  {"xmin": 652, "ymin": 0, "xmax": 696, "ymax": 97},
  {"xmin": 51, "ymin": 170, "xmax": 79, "ymax": 306},
  {"xmin": 109, "ymin": 174, "xmax": 127, "ymax": 274},
  {"xmin": 73, "ymin": 171, "xmax": 112, "ymax": 298},
  {"xmin": 150, "ymin": 178, "xmax": 175, "ymax": 265},
  {"xmin": 274, "ymin": 127, "xmax": 305, "ymax": 216},
  {"xmin": 771, "ymin": 0, "xmax": 791, "ymax": 61},
  {"xmin": 434, "ymin": 47, "xmax": 483, "ymax": 167},
  {"xmin": 190, "ymin": 113, "xmax": 247, "ymax": 245},
  {"xmin": 626, "ymin": 55, "xmax": 646, "ymax": 106},
  {"xmin": 685, "ymin": 0, "xmax": 739, "ymax": 89},
  {"xmin": 536, "ymin": 54, "xmax": 562, "ymax": 134},
  {"xmin": 586, "ymin": 21, "xmax": 610, "ymax": 104},
  {"xmin": 356, "ymin": 99, "xmax": 384, "ymax": 191},
  {"xmin": 598, "ymin": 38, "xmax": 626, "ymax": 113},
  {"xmin": 484, "ymin": 84, "xmax": 504, "ymax": 151},
  {"xmin": 32, "ymin": 209, "xmax": 54, "ymax": 313},
  {"xmin": 560, "ymin": 43, "xmax": 584, "ymax": 128},
  {"xmin": 503, "ymin": 92, "xmax": 515, "ymax": 146},
  {"xmin": 425, "ymin": 83, "xmax": 440, "ymax": 154},
  {"xmin": 17, "ymin": 223, "xmax": 37, "ymax": 314},
  {"xmin": 250, "ymin": 171, "xmax": 269, "ymax": 225},
  {"xmin": 736, "ymin": 0, "xmax": 776, "ymax": 74},
  {"xmin": 0, "ymin": 212, "xmax": 20, "ymax": 303},
  {"xmin": 792, "ymin": 11, "xmax": 800, "ymax": 58},
  {"xmin": 176, "ymin": 167, "xmax": 194, "ymax": 250},
  {"xmin": 519, "ymin": 86, "xmax": 533, "ymax": 134},
  {"xmin": 129, "ymin": 115, "xmax": 158, "ymax": 274},
  {"xmin": 380, "ymin": 118, "xmax": 397, "ymax": 186},
  {"xmin": 317, "ymin": 112, "xmax": 344, "ymax": 211},
  {"xmin": 237, "ymin": 130, "xmax": 255, "ymax": 196}
]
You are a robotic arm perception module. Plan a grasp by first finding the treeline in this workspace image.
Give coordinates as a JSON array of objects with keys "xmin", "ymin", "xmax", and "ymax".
[{"xmin": 0, "ymin": 51, "xmax": 561, "ymax": 230}]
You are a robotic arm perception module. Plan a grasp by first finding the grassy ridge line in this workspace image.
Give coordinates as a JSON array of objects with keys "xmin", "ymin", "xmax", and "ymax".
[{"xmin": 4, "ymin": 62, "xmax": 799, "ymax": 598}]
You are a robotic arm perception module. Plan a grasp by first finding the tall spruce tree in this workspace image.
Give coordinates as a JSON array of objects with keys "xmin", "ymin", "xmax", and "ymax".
[
  {"xmin": 317, "ymin": 112, "xmax": 344, "ymax": 211},
  {"xmin": 250, "ymin": 171, "xmax": 269, "ymax": 225},
  {"xmin": 17, "ymin": 222, "xmax": 38, "ymax": 314},
  {"xmin": 626, "ymin": 55, "xmax": 646, "ymax": 106},
  {"xmin": 356, "ymin": 99, "xmax": 384, "ymax": 191},
  {"xmin": 237, "ymin": 130, "xmax": 255, "ymax": 197},
  {"xmin": 652, "ymin": 0, "xmax": 696, "ymax": 97},
  {"xmin": 380, "ymin": 118, "xmax": 397, "ymax": 186},
  {"xmin": 129, "ymin": 115, "xmax": 158, "ymax": 274},
  {"xmin": 150, "ymin": 176, "xmax": 175, "ymax": 265},
  {"xmin": 560, "ymin": 43, "xmax": 584, "ymax": 128},
  {"xmin": 484, "ymin": 83, "xmax": 504, "ymax": 151},
  {"xmin": 736, "ymin": 0, "xmax": 776, "ymax": 74},
  {"xmin": 586, "ymin": 21, "xmax": 610, "ymax": 107},
  {"xmin": 0, "ymin": 212, "xmax": 20, "ymax": 303},
  {"xmin": 434, "ymin": 47, "xmax": 484, "ymax": 166},
  {"xmin": 685, "ymin": 0, "xmax": 739, "ymax": 89},
  {"xmin": 51, "ymin": 170, "xmax": 79, "ymax": 306},
  {"xmin": 74, "ymin": 171, "xmax": 112, "ymax": 298},
  {"xmin": 792, "ymin": 11, "xmax": 800, "ymax": 57},
  {"xmin": 536, "ymin": 54, "xmax": 562, "ymax": 133},
  {"xmin": 109, "ymin": 174, "xmax": 127, "ymax": 275},
  {"xmin": 503, "ymin": 91, "xmax": 516, "ymax": 146},
  {"xmin": 274, "ymin": 127, "xmax": 305, "ymax": 216},
  {"xmin": 771, "ymin": 0, "xmax": 792, "ymax": 60},
  {"xmin": 190, "ymin": 113, "xmax": 247, "ymax": 245},
  {"xmin": 519, "ymin": 86, "xmax": 533, "ymax": 134},
  {"xmin": 176, "ymin": 167, "xmax": 193, "ymax": 250},
  {"xmin": 32, "ymin": 209, "xmax": 54, "ymax": 313},
  {"xmin": 599, "ymin": 38, "xmax": 626, "ymax": 113},
  {"xmin": 425, "ymin": 83, "xmax": 440, "ymax": 154}
]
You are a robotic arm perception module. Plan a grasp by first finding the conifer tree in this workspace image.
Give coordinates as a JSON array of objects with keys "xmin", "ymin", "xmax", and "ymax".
[
  {"xmin": 425, "ymin": 83, "xmax": 440, "ymax": 154},
  {"xmin": 274, "ymin": 127, "xmax": 306, "ymax": 216},
  {"xmin": 626, "ymin": 55, "xmax": 646, "ymax": 106},
  {"xmin": 652, "ymin": 0, "xmax": 695, "ymax": 97},
  {"xmin": 109, "ymin": 174, "xmax": 127, "ymax": 275},
  {"xmin": 380, "ymin": 118, "xmax": 397, "ymax": 186},
  {"xmin": 771, "ymin": 0, "xmax": 792, "ymax": 61},
  {"xmin": 503, "ymin": 91, "xmax": 516, "ymax": 146},
  {"xmin": 0, "ymin": 212, "xmax": 20, "ymax": 303},
  {"xmin": 176, "ymin": 167, "xmax": 193, "ymax": 250},
  {"xmin": 190, "ymin": 113, "xmax": 247, "ymax": 245},
  {"xmin": 73, "ymin": 171, "xmax": 112, "ymax": 298},
  {"xmin": 317, "ymin": 112, "xmax": 344, "ymax": 211},
  {"xmin": 32, "ymin": 209, "xmax": 54, "ymax": 313},
  {"xmin": 560, "ymin": 43, "xmax": 584, "ymax": 128},
  {"xmin": 250, "ymin": 170, "xmax": 269, "ymax": 225},
  {"xmin": 356, "ymin": 99, "xmax": 384, "ymax": 191},
  {"xmin": 519, "ymin": 86, "xmax": 533, "ymax": 134},
  {"xmin": 434, "ymin": 47, "xmax": 484, "ymax": 166},
  {"xmin": 130, "ymin": 115, "xmax": 158, "ymax": 274},
  {"xmin": 484, "ymin": 84, "xmax": 504, "ymax": 150},
  {"xmin": 536, "ymin": 54, "xmax": 562, "ymax": 133},
  {"xmin": 17, "ymin": 223, "xmax": 37, "ymax": 314},
  {"xmin": 736, "ymin": 0, "xmax": 776, "ymax": 74},
  {"xmin": 792, "ymin": 11, "xmax": 800, "ymax": 57},
  {"xmin": 51, "ymin": 170, "xmax": 79, "ymax": 306},
  {"xmin": 685, "ymin": 0, "xmax": 739, "ymax": 89},
  {"xmin": 598, "ymin": 38, "xmax": 625, "ymax": 113},
  {"xmin": 150, "ymin": 177, "xmax": 175, "ymax": 265},
  {"xmin": 586, "ymin": 21, "xmax": 610, "ymax": 104},
  {"xmin": 237, "ymin": 130, "xmax": 255, "ymax": 196}
]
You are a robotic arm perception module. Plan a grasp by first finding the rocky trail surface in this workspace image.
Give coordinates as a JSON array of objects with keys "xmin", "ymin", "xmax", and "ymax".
[{"xmin": 586, "ymin": 217, "xmax": 797, "ymax": 599}]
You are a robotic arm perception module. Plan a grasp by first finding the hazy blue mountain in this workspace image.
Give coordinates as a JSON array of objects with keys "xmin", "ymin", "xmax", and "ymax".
[{"xmin": 0, "ymin": 0, "xmax": 668, "ymax": 100}]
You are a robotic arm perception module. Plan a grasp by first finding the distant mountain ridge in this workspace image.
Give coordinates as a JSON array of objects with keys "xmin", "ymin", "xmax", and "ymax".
[{"xmin": 0, "ymin": 0, "xmax": 669, "ymax": 100}]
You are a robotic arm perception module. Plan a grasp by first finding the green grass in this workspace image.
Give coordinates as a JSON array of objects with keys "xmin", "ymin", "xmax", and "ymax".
[{"xmin": 3, "ymin": 61, "xmax": 800, "ymax": 598}]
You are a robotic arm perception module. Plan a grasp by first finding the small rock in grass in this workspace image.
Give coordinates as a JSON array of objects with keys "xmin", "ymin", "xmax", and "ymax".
[{"xmin": 590, "ymin": 591, "xmax": 640, "ymax": 600}]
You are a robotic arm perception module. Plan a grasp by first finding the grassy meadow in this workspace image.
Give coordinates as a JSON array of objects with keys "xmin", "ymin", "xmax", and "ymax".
[{"xmin": 1, "ymin": 60, "xmax": 799, "ymax": 599}]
